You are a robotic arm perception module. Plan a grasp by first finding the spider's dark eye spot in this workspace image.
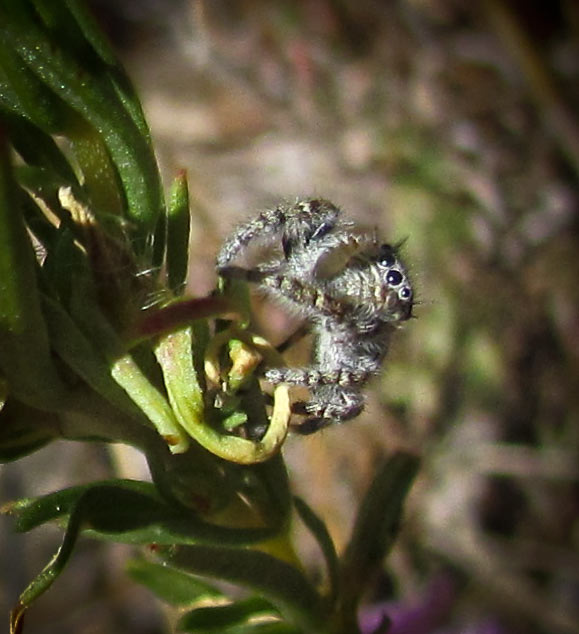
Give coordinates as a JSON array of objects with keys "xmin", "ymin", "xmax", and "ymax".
[
  {"xmin": 399, "ymin": 285, "xmax": 412, "ymax": 301},
  {"xmin": 378, "ymin": 244, "xmax": 396, "ymax": 267},
  {"xmin": 386, "ymin": 269, "xmax": 403, "ymax": 287}
]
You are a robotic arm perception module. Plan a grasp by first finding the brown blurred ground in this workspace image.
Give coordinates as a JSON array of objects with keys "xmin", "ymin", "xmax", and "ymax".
[{"xmin": 1, "ymin": 1, "xmax": 578, "ymax": 633}]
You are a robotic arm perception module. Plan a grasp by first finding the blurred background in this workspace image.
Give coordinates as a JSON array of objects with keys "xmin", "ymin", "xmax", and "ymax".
[{"xmin": 1, "ymin": 1, "xmax": 578, "ymax": 632}]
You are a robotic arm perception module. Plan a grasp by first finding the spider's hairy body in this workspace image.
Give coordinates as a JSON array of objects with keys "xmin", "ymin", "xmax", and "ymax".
[{"xmin": 217, "ymin": 198, "xmax": 413, "ymax": 434}]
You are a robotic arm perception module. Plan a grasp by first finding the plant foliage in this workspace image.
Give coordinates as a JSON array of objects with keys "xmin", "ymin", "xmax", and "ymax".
[{"xmin": 0, "ymin": 2, "xmax": 419, "ymax": 632}]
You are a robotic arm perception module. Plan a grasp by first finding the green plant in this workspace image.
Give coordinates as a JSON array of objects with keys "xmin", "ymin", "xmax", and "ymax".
[{"xmin": 0, "ymin": 2, "xmax": 419, "ymax": 632}]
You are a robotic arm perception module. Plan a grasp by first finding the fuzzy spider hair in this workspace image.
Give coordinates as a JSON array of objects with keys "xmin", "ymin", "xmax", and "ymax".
[{"xmin": 217, "ymin": 198, "xmax": 413, "ymax": 434}]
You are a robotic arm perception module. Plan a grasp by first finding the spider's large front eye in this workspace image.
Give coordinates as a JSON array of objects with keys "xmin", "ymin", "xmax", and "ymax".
[
  {"xmin": 378, "ymin": 244, "xmax": 396, "ymax": 267},
  {"xmin": 386, "ymin": 269, "xmax": 403, "ymax": 287}
]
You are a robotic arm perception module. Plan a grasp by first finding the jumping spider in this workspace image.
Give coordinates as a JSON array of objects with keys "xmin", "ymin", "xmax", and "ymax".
[{"xmin": 217, "ymin": 198, "xmax": 413, "ymax": 434}]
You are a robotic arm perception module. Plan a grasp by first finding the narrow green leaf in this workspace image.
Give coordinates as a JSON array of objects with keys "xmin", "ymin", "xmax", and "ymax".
[
  {"xmin": 0, "ymin": 130, "xmax": 67, "ymax": 409},
  {"xmin": 10, "ymin": 485, "xmax": 103, "ymax": 629},
  {"xmin": 250, "ymin": 453, "xmax": 292, "ymax": 529},
  {"xmin": 111, "ymin": 352, "xmax": 190, "ymax": 455},
  {"xmin": 63, "ymin": 0, "xmax": 152, "ymax": 137},
  {"xmin": 178, "ymin": 597, "xmax": 278, "ymax": 632},
  {"xmin": 167, "ymin": 170, "xmax": 191, "ymax": 292},
  {"xmin": 65, "ymin": 116, "xmax": 126, "ymax": 220},
  {"xmin": 342, "ymin": 452, "xmax": 420, "ymax": 572},
  {"xmin": 338, "ymin": 451, "xmax": 420, "ymax": 620},
  {"xmin": 50, "ymin": 261, "xmax": 191, "ymax": 454},
  {"xmin": 0, "ymin": 36, "xmax": 63, "ymax": 132},
  {"xmin": 165, "ymin": 545, "xmax": 325, "ymax": 632},
  {"xmin": 0, "ymin": 400, "xmax": 57, "ymax": 462},
  {"xmin": 32, "ymin": 0, "xmax": 117, "ymax": 66},
  {"xmin": 127, "ymin": 558, "xmax": 223, "ymax": 607},
  {"xmin": 294, "ymin": 496, "xmax": 338, "ymax": 605},
  {"xmin": 4, "ymin": 114, "xmax": 78, "ymax": 183},
  {"xmin": 8, "ymin": 479, "xmax": 171, "ymax": 630},
  {"xmin": 38, "ymin": 219, "xmax": 85, "ymax": 304},
  {"xmin": 29, "ymin": 0, "xmax": 153, "ymax": 144},
  {"xmin": 40, "ymin": 294, "xmax": 147, "ymax": 421},
  {"xmin": 6, "ymin": 480, "xmax": 164, "ymax": 533},
  {"xmin": 211, "ymin": 624, "xmax": 300, "ymax": 634},
  {"xmin": 154, "ymin": 326, "xmax": 205, "ymax": 447},
  {"xmin": 6, "ymin": 479, "xmax": 285, "ymax": 547}
]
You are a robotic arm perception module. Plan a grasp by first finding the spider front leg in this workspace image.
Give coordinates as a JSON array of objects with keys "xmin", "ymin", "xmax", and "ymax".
[
  {"xmin": 260, "ymin": 273, "xmax": 377, "ymax": 330},
  {"xmin": 216, "ymin": 198, "xmax": 342, "ymax": 268},
  {"xmin": 219, "ymin": 267, "xmax": 377, "ymax": 333}
]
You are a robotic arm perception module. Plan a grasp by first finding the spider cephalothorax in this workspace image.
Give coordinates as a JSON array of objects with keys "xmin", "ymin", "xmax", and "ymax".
[{"xmin": 217, "ymin": 198, "xmax": 413, "ymax": 434}]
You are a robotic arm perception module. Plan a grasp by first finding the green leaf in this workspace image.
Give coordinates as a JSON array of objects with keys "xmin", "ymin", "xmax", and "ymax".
[
  {"xmin": 293, "ymin": 496, "xmax": 338, "ymax": 605},
  {"xmin": 0, "ymin": 130, "xmax": 68, "ymax": 409},
  {"xmin": 127, "ymin": 558, "xmax": 223, "ymax": 607},
  {"xmin": 0, "ymin": 432, "xmax": 52, "ymax": 463},
  {"xmin": 177, "ymin": 596, "xmax": 279, "ymax": 632},
  {"xmin": 250, "ymin": 453, "xmax": 292, "ymax": 529},
  {"xmin": 213, "ymin": 624, "xmax": 300, "ymax": 634},
  {"xmin": 166, "ymin": 170, "xmax": 191, "ymax": 292},
  {"xmin": 40, "ymin": 294, "xmax": 146, "ymax": 421},
  {"xmin": 154, "ymin": 326, "xmax": 205, "ymax": 452},
  {"xmin": 6, "ymin": 477, "xmax": 296, "ymax": 630},
  {"xmin": 64, "ymin": 116, "xmax": 126, "ymax": 220},
  {"xmin": 0, "ymin": 400, "xmax": 57, "ymax": 462},
  {"xmin": 164, "ymin": 545, "xmax": 325, "ymax": 632},
  {"xmin": 61, "ymin": 0, "xmax": 152, "ymax": 137},
  {"xmin": 0, "ymin": 34, "xmax": 63, "ymax": 132},
  {"xmin": 7, "ymin": 479, "xmax": 169, "ymax": 630},
  {"xmin": 342, "ymin": 452, "xmax": 420, "ymax": 573},
  {"xmin": 7, "ymin": 479, "xmax": 287, "ymax": 547},
  {"xmin": 156, "ymin": 326, "xmax": 291, "ymax": 464},
  {"xmin": 40, "ymin": 219, "xmax": 87, "ymax": 303},
  {"xmin": 48, "ymin": 257, "xmax": 191, "ymax": 454},
  {"xmin": 4, "ymin": 114, "xmax": 78, "ymax": 183},
  {"xmin": 336, "ymin": 451, "xmax": 420, "ymax": 627},
  {"xmin": 0, "ymin": 2, "xmax": 164, "ymax": 247},
  {"xmin": 7, "ymin": 479, "xmax": 167, "ymax": 533},
  {"xmin": 111, "ymin": 351, "xmax": 190, "ymax": 455}
]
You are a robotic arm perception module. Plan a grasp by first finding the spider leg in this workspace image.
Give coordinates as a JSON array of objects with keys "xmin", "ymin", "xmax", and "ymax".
[
  {"xmin": 216, "ymin": 198, "xmax": 342, "ymax": 268},
  {"xmin": 276, "ymin": 323, "xmax": 310, "ymax": 354},
  {"xmin": 265, "ymin": 366, "xmax": 372, "ymax": 387},
  {"xmin": 217, "ymin": 264, "xmax": 280, "ymax": 282},
  {"xmin": 260, "ymin": 274, "xmax": 371, "ymax": 328},
  {"xmin": 292, "ymin": 386, "xmax": 365, "ymax": 434},
  {"xmin": 217, "ymin": 266, "xmax": 351, "ymax": 322},
  {"xmin": 292, "ymin": 417, "xmax": 332, "ymax": 435}
]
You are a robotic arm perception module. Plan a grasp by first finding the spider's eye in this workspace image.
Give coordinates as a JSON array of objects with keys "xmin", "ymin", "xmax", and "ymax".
[
  {"xmin": 378, "ymin": 244, "xmax": 396, "ymax": 267},
  {"xmin": 398, "ymin": 285, "xmax": 412, "ymax": 301},
  {"xmin": 386, "ymin": 269, "xmax": 403, "ymax": 287}
]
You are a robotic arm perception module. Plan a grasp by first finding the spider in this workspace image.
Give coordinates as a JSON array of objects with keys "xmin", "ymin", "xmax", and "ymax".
[{"xmin": 216, "ymin": 198, "xmax": 414, "ymax": 434}]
